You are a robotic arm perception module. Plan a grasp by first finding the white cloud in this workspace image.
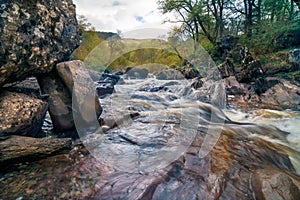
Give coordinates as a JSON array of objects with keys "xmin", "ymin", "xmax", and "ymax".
[{"xmin": 73, "ymin": 0, "xmax": 180, "ymax": 38}]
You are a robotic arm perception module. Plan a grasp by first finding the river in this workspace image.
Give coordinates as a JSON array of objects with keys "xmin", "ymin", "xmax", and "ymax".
[{"xmin": 1, "ymin": 76, "xmax": 300, "ymax": 199}]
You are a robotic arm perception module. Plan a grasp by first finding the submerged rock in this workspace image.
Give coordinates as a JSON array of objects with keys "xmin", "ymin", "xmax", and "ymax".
[
  {"xmin": 0, "ymin": 91, "xmax": 48, "ymax": 137},
  {"xmin": 0, "ymin": 0, "xmax": 81, "ymax": 86}
]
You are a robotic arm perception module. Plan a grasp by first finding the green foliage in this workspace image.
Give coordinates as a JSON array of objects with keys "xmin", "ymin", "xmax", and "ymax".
[
  {"xmin": 71, "ymin": 31, "xmax": 103, "ymax": 68},
  {"xmin": 239, "ymin": 19, "xmax": 300, "ymax": 54},
  {"xmin": 110, "ymin": 48, "xmax": 182, "ymax": 71}
]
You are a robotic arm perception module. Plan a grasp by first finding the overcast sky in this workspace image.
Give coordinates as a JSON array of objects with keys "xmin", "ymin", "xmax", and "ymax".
[{"xmin": 73, "ymin": 0, "xmax": 179, "ymax": 38}]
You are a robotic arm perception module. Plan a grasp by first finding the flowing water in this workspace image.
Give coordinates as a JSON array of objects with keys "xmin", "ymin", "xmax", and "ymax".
[{"xmin": 1, "ymin": 77, "xmax": 300, "ymax": 199}]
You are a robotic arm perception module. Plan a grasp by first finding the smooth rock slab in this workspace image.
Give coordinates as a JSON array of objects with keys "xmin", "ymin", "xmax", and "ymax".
[{"xmin": 0, "ymin": 135, "xmax": 72, "ymax": 165}]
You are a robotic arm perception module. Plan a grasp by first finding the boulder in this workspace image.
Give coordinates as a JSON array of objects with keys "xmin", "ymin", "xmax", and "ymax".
[
  {"xmin": 259, "ymin": 79, "xmax": 300, "ymax": 110},
  {"xmin": 252, "ymin": 168, "xmax": 300, "ymax": 200},
  {"xmin": 288, "ymin": 49, "xmax": 300, "ymax": 69},
  {"xmin": 6, "ymin": 77, "xmax": 41, "ymax": 97},
  {"xmin": 218, "ymin": 58, "xmax": 235, "ymax": 78},
  {"xmin": 155, "ymin": 68, "xmax": 184, "ymax": 80},
  {"xmin": 180, "ymin": 67, "xmax": 201, "ymax": 79},
  {"xmin": 55, "ymin": 61, "xmax": 102, "ymax": 129},
  {"xmin": 96, "ymin": 73, "xmax": 124, "ymax": 97},
  {"xmin": 254, "ymin": 77, "xmax": 280, "ymax": 95},
  {"xmin": 191, "ymin": 77, "xmax": 203, "ymax": 90},
  {"xmin": 236, "ymin": 54, "xmax": 264, "ymax": 83},
  {"xmin": 0, "ymin": 135, "xmax": 72, "ymax": 165},
  {"xmin": 37, "ymin": 70, "xmax": 74, "ymax": 133},
  {"xmin": 0, "ymin": 0, "xmax": 81, "ymax": 87},
  {"xmin": 0, "ymin": 91, "xmax": 48, "ymax": 137},
  {"xmin": 124, "ymin": 67, "xmax": 148, "ymax": 79}
]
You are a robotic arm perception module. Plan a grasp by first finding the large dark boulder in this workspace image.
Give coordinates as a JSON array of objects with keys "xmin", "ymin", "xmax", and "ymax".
[{"xmin": 0, "ymin": 0, "xmax": 81, "ymax": 87}]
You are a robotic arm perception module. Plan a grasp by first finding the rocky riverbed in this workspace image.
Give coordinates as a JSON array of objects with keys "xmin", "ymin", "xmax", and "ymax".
[{"xmin": 1, "ymin": 74, "xmax": 300, "ymax": 199}]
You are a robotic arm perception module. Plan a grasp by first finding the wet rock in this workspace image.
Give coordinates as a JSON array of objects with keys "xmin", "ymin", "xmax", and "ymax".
[
  {"xmin": 96, "ymin": 72, "xmax": 124, "ymax": 97},
  {"xmin": 56, "ymin": 60, "xmax": 102, "ymax": 127},
  {"xmin": 252, "ymin": 168, "xmax": 300, "ymax": 200},
  {"xmin": 0, "ymin": 135, "xmax": 72, "ymax": 165},
  {"xmin": 218, "ymin": 58, "xmax": 235, "ymax": 78},
  {"xmin": 288, "ymin": 49, "xmax": 300, "ymax": 69},
  {"xmin": 0, "ymin": 91, "xmax": 48, "ymax": 137},
  {"xmin": 191, "ymin": 77, "xmax": 203, "ymax": 90},
  {"xmin": 0, "ymin": 78, "xmax": 300, "ymax": 199},
  {"xmin": 124, "ymin": 67, "xmax": 148, "ymax": 79},
  {"xmin": 155, "ymin": 68, "xmax": 184, "ymax": 80},
  {"xmin": 0, "ymin": 0, "xmax": 81, "ymax": 87},
  {"xmin": 221, "ymin": 76, "xmax": 300, "ymax": 110}
]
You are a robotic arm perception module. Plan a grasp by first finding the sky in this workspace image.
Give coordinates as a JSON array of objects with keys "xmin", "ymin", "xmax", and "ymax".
[{"xmin": 73, "ymin": 0, "xmax": 179, "ymax": 38}]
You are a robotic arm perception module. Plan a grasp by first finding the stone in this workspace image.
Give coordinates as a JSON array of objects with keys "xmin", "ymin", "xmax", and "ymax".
[
  {"xmin": 259, "ymin": 79, "xmax": 300, "ymax": 110},
  {"xmin": 288, "ymin": 49, "xmax": 300, "ymax": 69},
  {"xmin": 6, "ymin": 77, "xmax": 41, "ymax": 97},
  {"xmin": 218, "ymin": 58, "xmax": 235, "ymax": 78},
  {"xmin": 180, "ymin": 67, "xmax": 201, "ymax": 79},
  {"xmin": 0, "ymin": 91, "xmax": 48, "ymax": 137},
  {"xmin": 155, "ymin": 68, "xmax": 184, "ymax": 80},
  {"xmin": 254, "ymin": 77, "xmax": 281, "ymax": 95},
  {"xmin": 37, "ymin": 70, "xmax": 75, "ymax": 133},
  {"xmin": 124, "ymin": 67, "xmax": 148, "ymax": 79},
  {"xmin": 0, "ymin": 0, "xmax": 81, "ymax": 87},
  {"xmin": 236, "ymin": 55, "xmax": 264, "ymax": 83},
  {"xmin": 191, "ymin": 77, "xmax": 203, "ymax": 90},
  {"xmin": 252, "ymin": 168, "xmax": 300, "ymax": 200},
  {"xmin": 56, "ymin": 60, "xmax": 102, "ymax": 128},
  {"xmin": 0, "ymin": 135, "xmax": 72, "ymax": 165}
]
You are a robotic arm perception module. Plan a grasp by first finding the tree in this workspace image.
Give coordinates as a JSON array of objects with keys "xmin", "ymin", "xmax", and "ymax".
[
  {"xmin": 77, "ymin": 15, "xmax": 95, "ymax": 31},
  {"xmin": 158, "ymin": 0, "xmax": 228, "ymax": 45}
]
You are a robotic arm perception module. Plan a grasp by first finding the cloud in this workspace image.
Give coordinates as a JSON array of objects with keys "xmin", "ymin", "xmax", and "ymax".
[
  {"xmin": 112, "ymin": 1, "xmax": 121, "ymax": 6},
  {"xmin": 135, "ymin": 16, "xmax": 145, "ymax": 23},
  {"xmin": 73, "ymin": 0, "xmax": 181, "ymax": 37}
]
